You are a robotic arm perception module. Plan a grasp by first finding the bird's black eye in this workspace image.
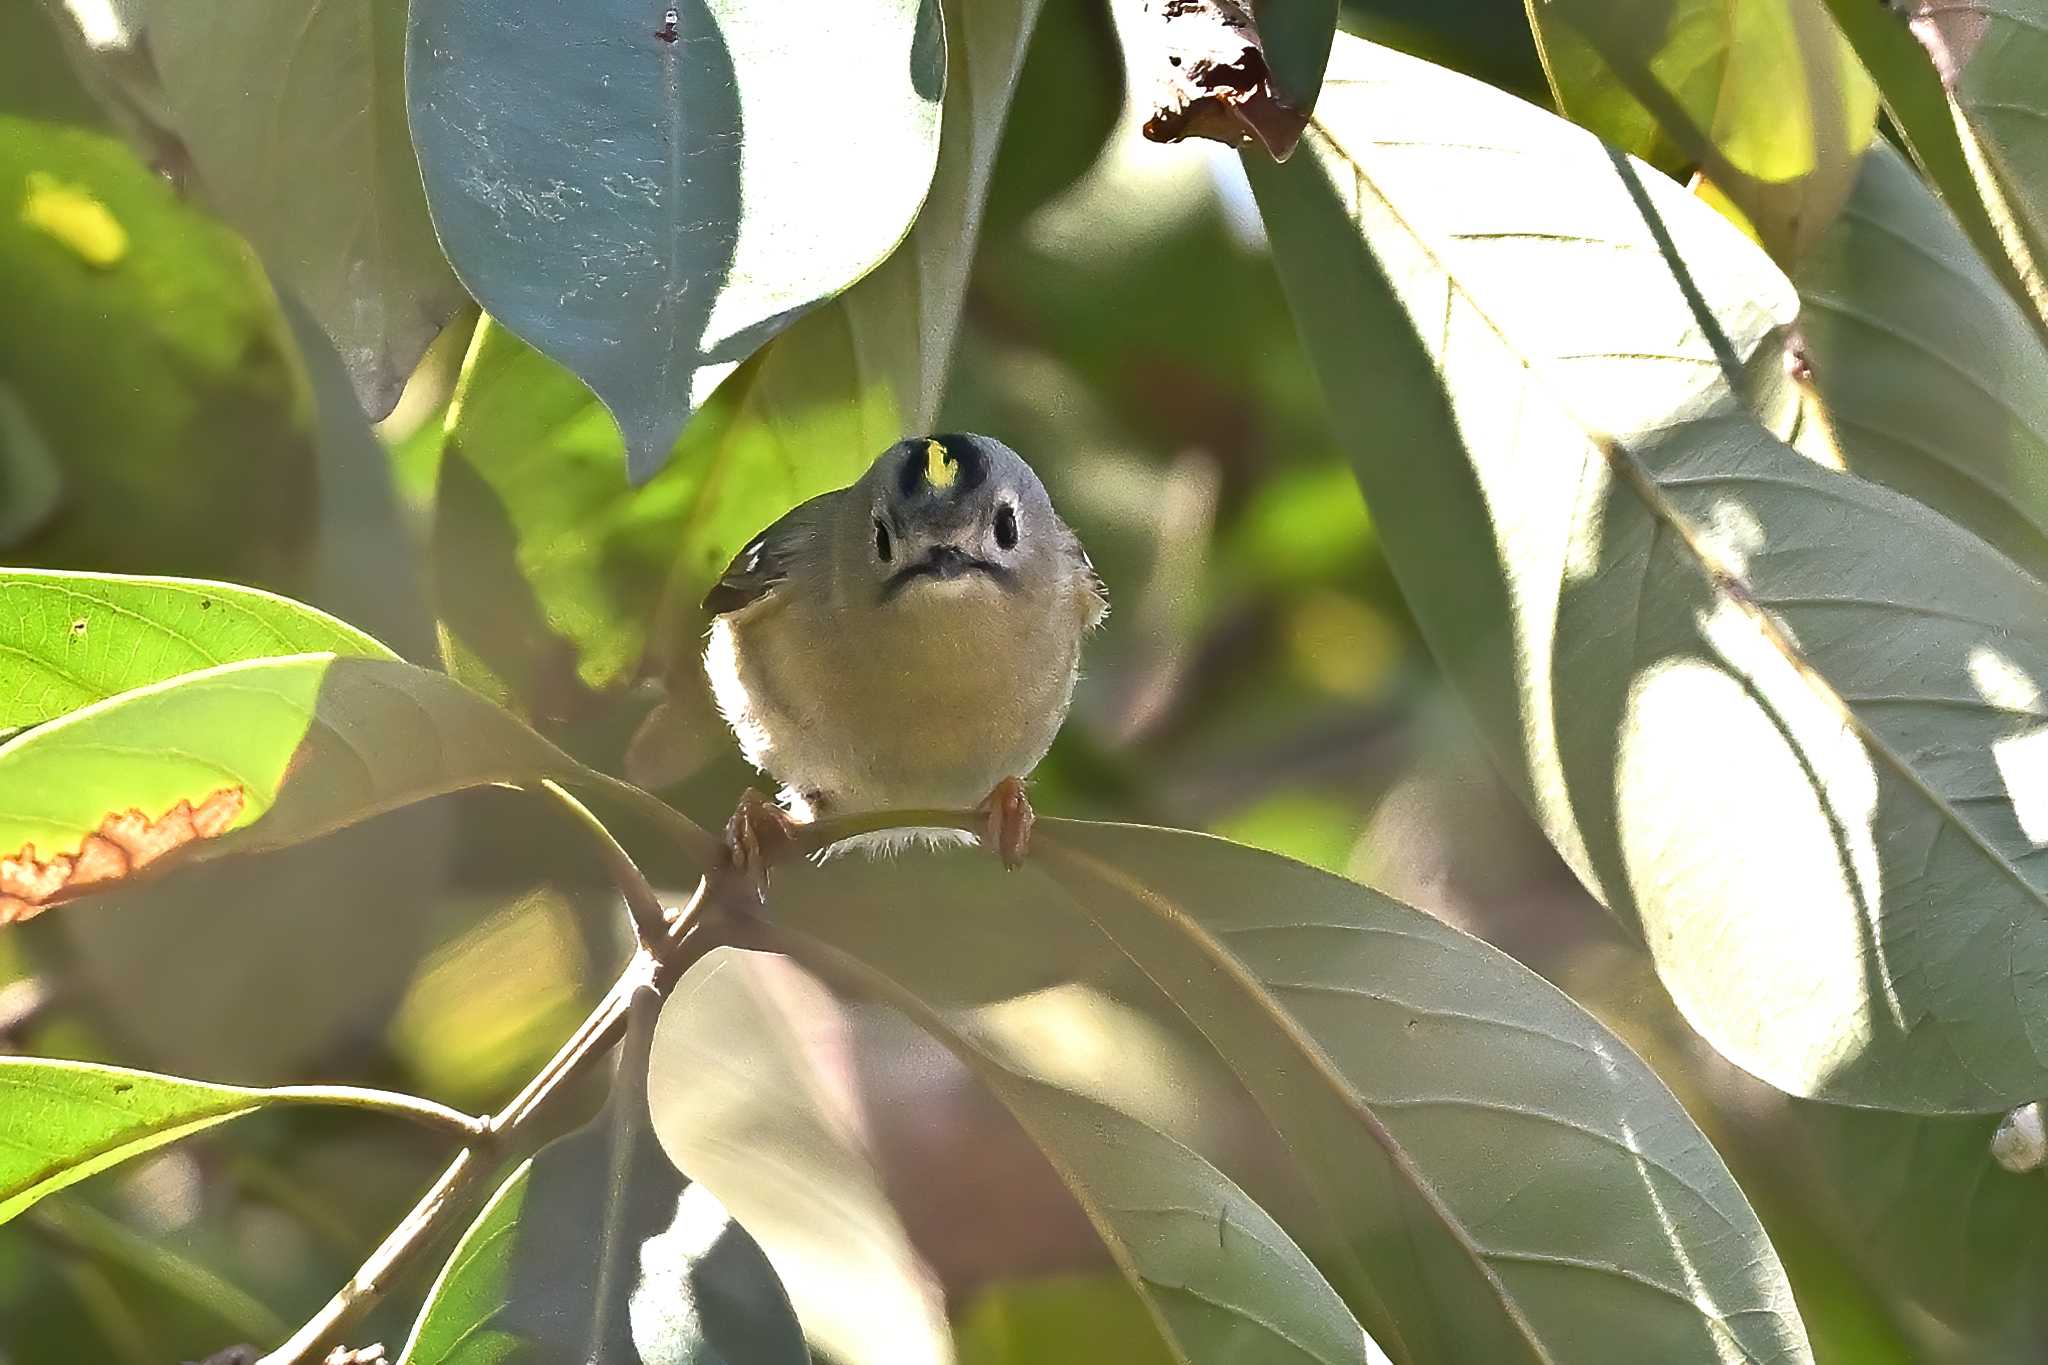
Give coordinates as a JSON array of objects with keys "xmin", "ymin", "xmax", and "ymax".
[
  {"xmin": 874, "ymin": 518, "xmax": 893, "ymax": 562},
  {"xmin": 994, "ymin": 503, "xmax": 1018, "ymax": 551}
]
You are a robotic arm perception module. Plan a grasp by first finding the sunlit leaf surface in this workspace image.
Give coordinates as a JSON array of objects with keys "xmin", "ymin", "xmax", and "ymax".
[
  {"xmin": 0, "ymin": 656, "xmax": 618, "ymax": 922},
  {"xmin": 0, "ymin": 1056, "xmax": 471, "ymax": 1226},
  {"xmin": 1251, "ymin": 33, "xmax": 2048, "ymax": 1111},
  {"xmin": 407, "ymin": 0, "xmax": 946, "ymax": 481},
  {"xmin": 0, "ymin": 569, "xmax": 386, "ymax": 731},
  {"xmin": 1531, "ymin": 0, "xmax": 1876, "ymax": 260},
  {"xmin": 650, "ymin": 952, "xmax": 951, "ymax": 1365}
]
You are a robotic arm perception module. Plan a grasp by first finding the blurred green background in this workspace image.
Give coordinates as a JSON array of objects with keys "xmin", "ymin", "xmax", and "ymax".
[{"xmin": 0, "ymin": 0, "xmax": 2019, "ymax": 1361}]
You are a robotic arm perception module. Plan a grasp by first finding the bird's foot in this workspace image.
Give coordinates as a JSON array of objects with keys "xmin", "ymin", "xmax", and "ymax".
[
  {"xmin": 723, "ymin": 788, "xmax": 800, "ymax": 901},
  {"xmin": 978, "ymin": 777, "xmax": 1035, "ymax": 871}
]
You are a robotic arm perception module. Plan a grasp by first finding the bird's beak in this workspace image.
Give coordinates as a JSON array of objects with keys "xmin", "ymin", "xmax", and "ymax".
[{"xmin": 925, "ymin": 544, "xmax": 969, "ymax": 579}]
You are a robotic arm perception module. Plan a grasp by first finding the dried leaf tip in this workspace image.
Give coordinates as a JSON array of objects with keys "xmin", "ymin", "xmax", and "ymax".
[
  {"xmin": 1138, "ymin": 0, "xmax": 1307, "ymax": 161},
  {"xmin": 0, "ymin": 788, "xmax": 246, "ymax": 924}
]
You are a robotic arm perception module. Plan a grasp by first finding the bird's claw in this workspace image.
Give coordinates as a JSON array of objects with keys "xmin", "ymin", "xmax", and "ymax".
[
  {"xmin": 979, "ymin": 777, "xmax": 1034, "ymax": 871},
  {"xmin": 724, "ymin": 788, "xmax": 799, "ymax": 901}
]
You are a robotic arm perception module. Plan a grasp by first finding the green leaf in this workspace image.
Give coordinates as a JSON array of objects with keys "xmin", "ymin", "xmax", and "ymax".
[
  {"xmin": 766, "ymin": 822, "xmax": 1806, "ymax": 1364},
  {"xmin": 956, "ymin": 1276, "xmax": 1180, "ymax": 1365},
  {"xmin": 1528, "ymin": 0, "xmax": 1877, "ymax": 260},
  {"xmin": 0, "ymin": 383, "xmax": 62, "ymax": 553},
  {"xmin": 1253, "ymin": 0, "xmax": 1337, "ymax": 117},
  {"xmin": 779, "ymin": 934, "xmax": 1372, "ymax": 1364},
  {"xmin": 120, "ymin": 0, "xmax": 465, "ymax": 418},
  {"xmin": 29, "ymin": 1197, "xmax": 292, "ymax": 1350},
  {"xmin": 1814, "ymin": 0, "xmax": 2048, "ymax": 343},
  {"xmin": 433, "ymin": 0, "xmax": 1047, "ymax": 722},
  {"xmin": 0, "ymin": 117, "xmax": 316, "ymax": 584},
  {"xmin": 649, "ymin": 951, "xmax": 951, "ymax": 1365},
  {"xmin": 0, "ymin": 655, "xmax": 694, "ymax": 923},
  {"xmin": 1784, "ymin": 1100, "xmax": 2048, "ymax": 1341},
  {"xmin": 0, "ymin": 1056, "xmax": 476, "ymax": 1226},
  {"xmin": 1796, "ymin": 143, "xmax": 2048, "ymax": 582},
  {"xmin": 0, "ymin": 569, "xmax": 389, "ymax": 731},
  {"xmin": 406, "ymin": 0, "xmax": 945, "ymax": 482},
  {"xmin": 1249, "ymin": 34, "xmax": 2048, "ymax": 1111},
  {"xmin": 403, "ymin": 991, "xmax": 806, "ymax": 1365}
]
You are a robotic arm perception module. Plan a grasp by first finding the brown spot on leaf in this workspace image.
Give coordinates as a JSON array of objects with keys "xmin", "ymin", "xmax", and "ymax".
[
  {"xmin": 1138, "ymin": 0, "xmax": 1305, "ymax": 160},
  {"xmin": 0, "ymin": 788, "xmax": 245, "ymax": 925},
  {"xmin": 69, "ymin": 618, "xmax": 86, "ymax": 637}
]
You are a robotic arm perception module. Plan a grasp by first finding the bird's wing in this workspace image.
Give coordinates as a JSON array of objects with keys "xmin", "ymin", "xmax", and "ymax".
[{"xmin": 701, "ymin": 492, "xmax": 830, "ymax": 617}]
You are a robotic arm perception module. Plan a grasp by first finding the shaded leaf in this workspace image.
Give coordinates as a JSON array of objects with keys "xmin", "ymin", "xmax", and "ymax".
[
  {"xmin": 403, "ymin": 990, "xmax": 805, "ymax": 1365},
  {"xmin": 1814, "ymin": 0, "xmax": 2048, "ymax": 343},
  {"xmin": 0, "ymin": 1056, "xmax": 475, "ymax": 1226},
  {"xmin": 128, "ymin": 0, "xmax": 465, "ymax": 418},
  {"xmin": 0, "ymin": 118, "xmax": 315, "ymax": 584},
  {"xmin": 649, "ymin": 951, "xmax": 951, "ymax": 1365},
  {"xmin": 0, "ymin": 568, "xmax": 387, "ymax": 732},
  {"xmin": 1796, "ymin": 143, "xmax": 2048, "ymax": 582},
  {"xmin": 0, "ymin": 382, "xmax": 62, "ymax": 552},
  {"xmin": 766, "ymin": 821, "xmax": 1807, "ymax": 1365},
  {"xmin": 407, "ymin": 0, "xmax": 946, "ymax": 482},
  {"xmin": 1786, "ymin": 1100, "xmax": 2048, "ymax": 1341},
  {"xmin": 0, "ymin": 655, "xmax": 683, "ymax": 922},
  {"xmin": 28, "ymin": 1197, "xmax": 291, "ymax": 1349},
  {"xmin": 1249, "ymin": 34, "xmax": 2048, "ymax": 1111},
  {"xmin": 1528, "ymin": 0, "xmax": 1876, "ymax": 260}
]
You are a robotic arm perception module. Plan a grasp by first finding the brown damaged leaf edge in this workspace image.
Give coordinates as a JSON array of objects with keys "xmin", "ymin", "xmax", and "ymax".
[
  {"xmin": 1139, "ymin": 0, "xmax": 1306, "ymax": 160},
  {"xmin": 0, "ymin": 788, "xmax": 245, "ymax": 925}
]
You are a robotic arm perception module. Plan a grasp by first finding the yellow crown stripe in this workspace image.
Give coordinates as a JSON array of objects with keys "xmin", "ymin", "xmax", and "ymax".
[{"xmin": 924, "ymin": 438, "xmax": 957, "ymax": 489}]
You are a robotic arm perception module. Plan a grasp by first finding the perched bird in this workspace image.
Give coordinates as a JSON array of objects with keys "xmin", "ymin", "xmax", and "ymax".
[{"xmin": 702, "ymin": 432, "xmax": 1106, "ymax": 880}]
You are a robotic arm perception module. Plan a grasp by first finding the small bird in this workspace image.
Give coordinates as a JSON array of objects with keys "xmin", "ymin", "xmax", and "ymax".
[{"xmin": 702, "ymin": 432, "xmax": 1106, "ymax": 882}]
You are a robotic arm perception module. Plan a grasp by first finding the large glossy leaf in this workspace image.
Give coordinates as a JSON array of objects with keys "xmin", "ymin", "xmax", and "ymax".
[
  {"xmin": 0, "ymin": 1056, "xmax": 474, "ymax": 1226},
  {"xmin": 748, "ymin": 936, "xmax": 1372, "ymax": 1364},
  {"xmin": 0, "ymin": 569, "xmax": 387, "ymax": 731},
  {"xmin": 0, "ymin": 117, "xmax": 315, "ymax": 584},
  {"xmin": 122, "ymin": 0, "xmax": 465, "ymax": 418},
  {"xmin": 1796, "ymin": 143, "xmax": 2048, "ymax": 582},
  {"xmin": 403, "ymin": 991, "xmax": 806, "ymax": 1365},
  {"xmin": 649, "ymin": 951, "xmax": 951, "ymax": 1365},
  {"xmin": 407, "ymin": 0, "xmax": 946, "ymax": 482},
  {"xmin": 759, "ymin": 822, "xmax": 1808, "ymax": 1365},
  {"xmin": 1249, "ymin": 34, "xmax": 2048, "ymax": 1111},
  {"xmin": 1528, "ymin": 0, "xmax": 1876, "ymax": 261},
  {"xmin": 0, "ymin": 655, "xmax": 659, "ymax": 923},
  {"xmin": 1814, "ymin": 0, "xmax": 2048, "ymax": 342}
]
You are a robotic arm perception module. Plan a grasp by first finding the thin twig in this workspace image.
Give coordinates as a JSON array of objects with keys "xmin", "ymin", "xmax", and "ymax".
[
  {"xmin": 256, "ymin": 846, "xmax": 725, "ymax": 1364},
  {"xmin": 541, "ymin": 779, "xmax": 672, "ymax": 948},
  {"xmin": 252, "ymin": 801, "xmax": 987, "ymax": 1364}
]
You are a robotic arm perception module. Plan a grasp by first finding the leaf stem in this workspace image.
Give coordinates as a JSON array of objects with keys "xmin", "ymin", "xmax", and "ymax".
[{"xmin": 541, "ymin": 779, "xmax": 671, "ymax": 948}]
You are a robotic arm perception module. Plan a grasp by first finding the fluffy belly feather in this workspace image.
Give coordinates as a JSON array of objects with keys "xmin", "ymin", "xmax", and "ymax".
[{"xmin": 705, "ymin": 581, "xmax": 1079, "ymax": 816}]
